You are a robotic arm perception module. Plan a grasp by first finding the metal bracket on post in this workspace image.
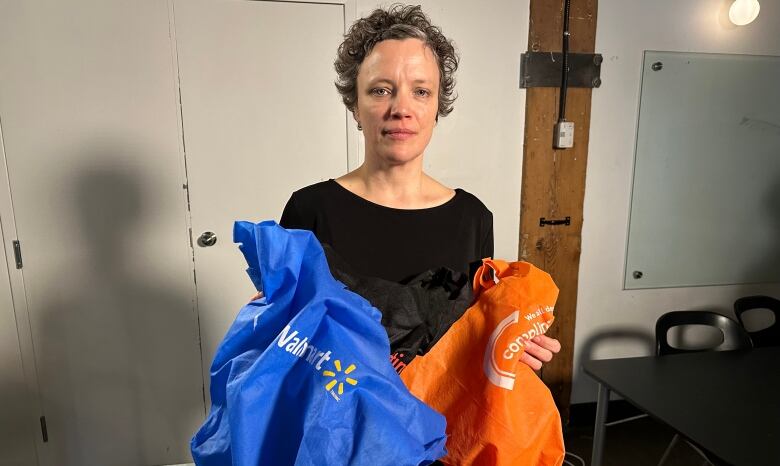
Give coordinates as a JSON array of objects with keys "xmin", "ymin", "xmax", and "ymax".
[
  {"xmin": 539, "ymin": 216, "xmax": 571, "ymax": 227},
  {"xmin": 520, "ymin": 52, "xmax": 603, "ymax": 88}
]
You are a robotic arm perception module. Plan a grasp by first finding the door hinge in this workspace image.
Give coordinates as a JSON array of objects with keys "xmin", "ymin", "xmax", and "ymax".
[
  {"xmin": 40, "ymin": 416, "xmax": 48, "ymax": 442},
  {"xmin": 12, "ymin": 240, "xmax": 22, "ymax": 269}
]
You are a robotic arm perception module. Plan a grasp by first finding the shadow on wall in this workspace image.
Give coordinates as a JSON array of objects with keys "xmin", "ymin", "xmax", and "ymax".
[
  {"xmin": 35, "ymin": 153, "xmax": 202, "ymax": 466},
  {"xmin": 574, "ymin": 327, "xmax": 655, "ymax": 400},
  {"xmin": 0, "ymin": 351, "xmax": 37, "ymax": 464},
  {"xmin": 578, "ymin": 327, "xmax": 655, "ymax": 363},
  {"xmin": 731, "ymin": 176, "xmax": 780, "ymax": 333},
  {"xmin": 744, "ymin": 177, "xmax": 780, "ymax": 286}
]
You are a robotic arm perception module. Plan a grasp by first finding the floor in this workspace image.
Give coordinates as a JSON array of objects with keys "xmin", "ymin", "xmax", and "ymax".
[{"xmin": 563, "ymin": 407, "xmax": 713, "ymax": 466}]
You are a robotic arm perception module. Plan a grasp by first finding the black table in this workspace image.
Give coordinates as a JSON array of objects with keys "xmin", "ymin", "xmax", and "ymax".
[{"xmin": 583, "ymin": 347, "xmax": 780, "ymax": 466}]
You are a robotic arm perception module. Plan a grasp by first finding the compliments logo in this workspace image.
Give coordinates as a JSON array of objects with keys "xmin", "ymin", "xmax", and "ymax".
[
  {"xmin": 483, "ymin": 311, "xmax": 520, "ymax": 390},
  {"xmin": 483, "ymin": 305, "xmax": 554, "ymax": 391},
  {"xmin": 277, "ymin": 324, "xmax": 358, "ymax": 401}
]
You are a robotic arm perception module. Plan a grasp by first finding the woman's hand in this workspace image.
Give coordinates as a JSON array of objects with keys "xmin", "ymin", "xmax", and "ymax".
[
  {"xmin": 248, "ymin": 291, "xmax": 264, "ymax": 302},
  {"xmin": 520, "ymin": 335, "xmax": 561, "ymax": 371}
]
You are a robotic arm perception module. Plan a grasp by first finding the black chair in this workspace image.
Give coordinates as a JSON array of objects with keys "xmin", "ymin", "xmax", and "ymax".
[
  {"xmin": 655, "ymin": 310, "xmax": 753, "ymax": 356},
  {"xmin": 655, "ymin": 310, "xmax": 753, "ymax": 466},
  {"xmin": 734, "ymin": 295, "xmax": 780, "ymax": 348}
]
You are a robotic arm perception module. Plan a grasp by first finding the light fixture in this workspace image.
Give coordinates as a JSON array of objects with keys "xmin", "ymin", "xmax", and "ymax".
[{"xmin": 729, "ymin": 0, "xmax": 760, "ymax": 26}]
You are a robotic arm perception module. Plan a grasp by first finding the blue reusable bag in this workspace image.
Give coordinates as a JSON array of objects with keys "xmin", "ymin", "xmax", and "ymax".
[{"xmin": 191, "ymin": 221, "xmax": 447, "ymax": 466}]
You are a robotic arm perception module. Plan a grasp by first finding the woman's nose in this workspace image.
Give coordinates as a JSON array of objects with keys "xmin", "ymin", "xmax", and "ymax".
[{"xmin": 389, "ymin": 92, "xmax": 412, "ymax": 119}]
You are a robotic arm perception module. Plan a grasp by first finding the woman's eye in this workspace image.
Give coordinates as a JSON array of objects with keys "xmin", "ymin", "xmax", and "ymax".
[
  {"xmin": 371, "ymin": 88, "xmax": 391, "ymax": 96},
  {"xmin": 414, "ymin": 89, "xmax": 431, "ymax": 97}
]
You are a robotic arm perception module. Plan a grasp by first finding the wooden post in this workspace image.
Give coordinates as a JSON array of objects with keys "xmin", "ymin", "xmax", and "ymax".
[{"xmin": 521, "ymin": 0, "xmax": 597, "ymax": 423}]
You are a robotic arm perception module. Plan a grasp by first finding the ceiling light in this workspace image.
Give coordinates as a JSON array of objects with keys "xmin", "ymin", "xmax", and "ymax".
[{"xmin": 729, "ymin": 0, "xmax": 760, "ymax": 26}]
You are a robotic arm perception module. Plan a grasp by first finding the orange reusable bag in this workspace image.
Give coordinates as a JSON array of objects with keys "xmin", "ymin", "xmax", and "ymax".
[{"xmin": 400, "ymin": 259, "xmax": 565, "ymax": 466}]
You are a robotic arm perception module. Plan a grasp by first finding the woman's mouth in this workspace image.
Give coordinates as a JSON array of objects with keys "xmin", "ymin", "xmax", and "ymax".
[{"xmin": 383, "ymin": 129, "xmax": 416, "ymax": 140}]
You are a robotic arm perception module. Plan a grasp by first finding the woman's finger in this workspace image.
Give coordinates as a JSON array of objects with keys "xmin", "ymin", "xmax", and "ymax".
[
  {"xmin": 523, "ymin": 339, "xmax": 554, "ymax": 364},
  {"xmin": 248, "ymin": 291, "xmax": 264, "ymax": 302},
  {"xmin": 518, "ymin": 351, "xmax": 543, "ymax": 371},
  {"xmin": 532, "ymin": 335, "xmax": 561, "ymax": 354}
]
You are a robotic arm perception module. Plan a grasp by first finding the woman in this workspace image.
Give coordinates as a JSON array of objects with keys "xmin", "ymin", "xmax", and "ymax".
[{"xmin": 275, "ymin": 4, "xmax": 559, "ymax": 370}]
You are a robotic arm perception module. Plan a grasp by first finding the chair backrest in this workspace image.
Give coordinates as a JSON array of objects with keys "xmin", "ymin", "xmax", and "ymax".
[
  {"xmin": 734, "ymin": 295, "xmax": 780, "ymax": 348},
  {"xmin": 655, "ymin": 310, "xmax": 753, "ymax": 356}
]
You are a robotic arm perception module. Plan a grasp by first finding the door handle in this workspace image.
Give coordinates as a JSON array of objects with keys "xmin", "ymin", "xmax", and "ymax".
[{"xmin": 197, "ymin": 231, "xmax": 218, "ymax": 247}]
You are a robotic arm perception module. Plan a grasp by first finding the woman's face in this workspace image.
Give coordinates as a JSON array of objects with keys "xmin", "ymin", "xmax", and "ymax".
[{"xmin": 354, "ymin": 39, "xmax": 440, "ymax": 166}]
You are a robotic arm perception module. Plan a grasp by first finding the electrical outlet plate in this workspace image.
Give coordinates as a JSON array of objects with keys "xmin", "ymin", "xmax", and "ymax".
[{"xmin": 554, "ymin": 121, "xmax": 575, "ymax": 149}]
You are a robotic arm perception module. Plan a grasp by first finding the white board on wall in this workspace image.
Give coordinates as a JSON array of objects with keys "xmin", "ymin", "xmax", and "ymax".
[{"xmin": 625, "ymin": 51, "xmax": 780, "ymax": 289}]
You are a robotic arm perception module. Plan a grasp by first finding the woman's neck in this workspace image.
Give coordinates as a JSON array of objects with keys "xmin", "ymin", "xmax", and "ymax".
[{"xmin": 336, "ymin": 159, "xmax": 453, "ymax": 209}]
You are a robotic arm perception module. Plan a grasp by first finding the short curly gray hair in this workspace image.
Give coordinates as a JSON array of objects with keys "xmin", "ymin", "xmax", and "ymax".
[{"xmin": 334, "ymin": 4, "xmax": 459, "ymax": 118}]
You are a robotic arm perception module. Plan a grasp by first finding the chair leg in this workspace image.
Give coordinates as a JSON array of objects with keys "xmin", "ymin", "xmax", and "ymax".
[
  {"xmin": 684, "ymin": 439, "xmax": 715, "ymax": 466},
  {"xmin": 658, "ymin": 433, "xmax": 680, "ymax": 466},
  {"xmin": 658, "ymin": 434, "xmax": 716, "ymax": 466}
]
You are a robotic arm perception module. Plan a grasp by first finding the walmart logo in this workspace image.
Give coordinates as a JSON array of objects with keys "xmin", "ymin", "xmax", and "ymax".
[
  {"xmin": 277, "ymin": 324, "xmax": 358, "ymax": 402},
  {"xmin": 323, "ymin": 360, "xmax": 358, "ymax": 401}
]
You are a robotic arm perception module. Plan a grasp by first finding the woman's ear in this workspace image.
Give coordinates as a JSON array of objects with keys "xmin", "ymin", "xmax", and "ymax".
[{"xmin": 353, "ymin": 109, "xmax": 362, "ymax": 130}]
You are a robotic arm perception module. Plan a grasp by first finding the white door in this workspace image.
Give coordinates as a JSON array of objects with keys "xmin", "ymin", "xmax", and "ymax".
[
  {"xmin": 0, "ymin": 1, "xmax": 205, "ymax": 465},
  {"xmin": 173, "ymin": 0, "xmax": 357, "ymax": 389}
]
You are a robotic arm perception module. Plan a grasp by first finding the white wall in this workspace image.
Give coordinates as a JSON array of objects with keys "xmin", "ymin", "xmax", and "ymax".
[
  {"xmin": 573, "ymin": 0, "xmax": 780, "ymax": 404},
  {"xmin": 357, "ymin": 0, "xmax": 530, "ymax": 261}
]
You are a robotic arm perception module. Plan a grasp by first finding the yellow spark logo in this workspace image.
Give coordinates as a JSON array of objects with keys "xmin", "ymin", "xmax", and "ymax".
[{"xmin": 322, "ymin": 359, "xmax": 358, "ymax": 398}]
